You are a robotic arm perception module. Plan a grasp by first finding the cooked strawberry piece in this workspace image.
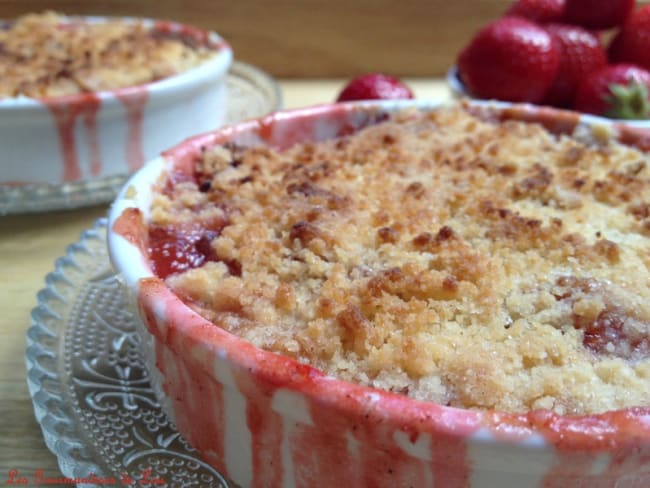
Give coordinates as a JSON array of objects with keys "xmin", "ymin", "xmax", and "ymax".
[
  {"xmin": 554, "ymin": 276, "xmax": 650, "ymax": 361},
  {"xmin": 578, "ymin": 310, "xmax": 649, "ymax": 362},
  {"xmin": 573, "ymin": 64, "xmax": 650, "ymax": 119}
]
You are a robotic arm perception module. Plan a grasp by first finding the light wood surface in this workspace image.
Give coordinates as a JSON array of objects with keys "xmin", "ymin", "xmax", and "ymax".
[{"xmin": 0, "ymin": 79, "xmax": 451, "ymax": 483}]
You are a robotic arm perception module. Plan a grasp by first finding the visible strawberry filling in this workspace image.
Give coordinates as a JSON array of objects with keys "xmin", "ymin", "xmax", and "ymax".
[
  {"xmin": 554, "ymin": 276, "xmax": 650, "ymax": 362},
  {"xmin": 577, "ymin": 310, "xmax": 650, "ymax": 361},
  {"xmin": 148, "ymin": 225, "xmax": 221, "ymax": 279},
  {"xmin": 147, "ymin": 210, "xmax": 239, "ymax": 279}
]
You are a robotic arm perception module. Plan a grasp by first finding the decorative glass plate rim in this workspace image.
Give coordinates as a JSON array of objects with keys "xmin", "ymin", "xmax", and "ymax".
[
  {"xmin": 1, "ymin": 60, "xmax": 281, "ymax": 216},
  {"xmin": 25, "ymin": 218, "xmax": 234, "ymax": 487}
]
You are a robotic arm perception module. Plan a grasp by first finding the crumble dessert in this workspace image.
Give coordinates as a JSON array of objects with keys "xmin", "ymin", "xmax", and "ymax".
[
  {"xmin": 0, "ymin": 12, "xmax": 216, "ymax": 98},
  {"xmin": 146, "ymin": 104, "xmax": 650, "ymax": 415}
]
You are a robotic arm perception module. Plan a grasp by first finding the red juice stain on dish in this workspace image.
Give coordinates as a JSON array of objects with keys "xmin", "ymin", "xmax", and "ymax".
[
  {"xmin": 115, "ymin": 86, "xmax": 149, "ymax": 171},
  {"xmin": 354, "ymin": 424, "xmax": 431, "ymax": 488},
  {"xmin": 500, "ymin": 106, "xmax": 580, "ymax": 135},
  {"xmin": 541, "ymin": 428, "xmax": 650, "ymax": 487},
  {"xmin": 257, "ymin": 114, "xmax": 277, "ymax": 144},
  {"xmin": 112, "ymin": 207, "xmax": 148, "ymax": 253},
  {"xmin": 140, "ymin": 281, "xmax": 232, "ymax": 477},
  {"xmin": 290, "ymin": 406, "xmax": 360, "ymax": 486},
  {"xmin": 428, "ymin": 432, "xmax": 472, "ymax": 487},
  {"xmin": 233, "ymin": 373, "xmax": 284, "ymax": 487},
  {"xmin": 486, "ymin": 406, "xmax": 650, "ymax": 485},
  {"xmin": 83, "ymin": 100, "xmax": 103, "ymax": 176},
  {"xmin": 164, "ymin": 343, "xmax": 228, "ymax": 475},
  {"xmin": 374, "ymin": 448, "xmax": 432, "ymax": 487},
  {"xmin": 616, "ymin": 124, "xmax": 650, "ymax": 152},
  {"xmin": 137, "ymin": 286, "xmax": 229, "ymax": 477},
  {"xmin": 44, "ymin": 93, "xmax": 101, "ymax": 181},
  {"xmin": 290, "ymin": 392, "xmax": 473, "ymax": 487},
  {"xmin": 494, "ymin": 407, "xmax": 650, "ymax": 450}
]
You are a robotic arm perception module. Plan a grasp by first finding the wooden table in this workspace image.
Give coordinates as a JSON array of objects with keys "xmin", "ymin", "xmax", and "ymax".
[{"xmin": 0, "ymin": 79, "xmax": 450, "ymax": 484}]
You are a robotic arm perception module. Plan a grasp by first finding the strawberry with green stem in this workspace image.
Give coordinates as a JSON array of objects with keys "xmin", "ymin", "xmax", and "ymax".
[{"xmin": 574, "ymin": 64, "xmax": 650, "ymax": 119}]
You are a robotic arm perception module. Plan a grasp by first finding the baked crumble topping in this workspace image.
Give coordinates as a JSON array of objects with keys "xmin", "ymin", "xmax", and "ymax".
[
  {"xmin": 0, "ymin": 12, "xmax": 216, "ymax": 98},
  {"xmin": 148, "ymin": 105, "xmax": 650, "ymax": 415}
]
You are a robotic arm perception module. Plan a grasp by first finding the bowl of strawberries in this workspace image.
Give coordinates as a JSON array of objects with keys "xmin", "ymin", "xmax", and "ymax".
[{"xmin": 449, "ymin": 0, "xmax": 650, "ymax": 126}]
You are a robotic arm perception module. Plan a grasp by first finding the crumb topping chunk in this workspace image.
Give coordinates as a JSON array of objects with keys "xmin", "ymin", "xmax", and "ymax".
[{"xmin": 148, "ymin": 106, "xmax": 650, "ymax": 415}]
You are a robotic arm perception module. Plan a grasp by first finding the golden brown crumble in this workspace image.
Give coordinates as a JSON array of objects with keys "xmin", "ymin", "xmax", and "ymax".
[
  {"xmin": 150, "ymin": 105, "xmax": 650, "ymax": 415},
  {"xmin": 0, "ymin": 12, "xmax": 216, "ymax": 98}
]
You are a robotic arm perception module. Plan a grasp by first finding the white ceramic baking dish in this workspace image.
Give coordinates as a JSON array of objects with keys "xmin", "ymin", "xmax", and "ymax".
[
  {"xmin": 108, "ymin": 99, "xmax": 650, "ymax": 488},
  {"xmin": 0, "ymin": 16, "xmax": 232, "ymax": 186}
]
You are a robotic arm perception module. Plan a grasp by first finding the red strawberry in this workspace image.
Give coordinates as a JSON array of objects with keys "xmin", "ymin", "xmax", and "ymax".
[
  {"xmin": 574, "ymin": 64, "xmax": 650, "ymax": 119},
  {"xmin": 505, "ymin": 0, "xmax": 565, "ymax": 23},
  {"xmin": 543, "ymin": 23, "xmax": 607, "ymax": 107},
  {"xmin": 457, "ymin": 17, "xmax": 560, "ymax": 103},
  {"xmin": 564, "ymin": 0, "xmax": 635, "ymax": 30},
  {"xmin": 608, "ymin": 5, "xmax": 650, "ymax": 71},
  {"xmin": 336, "ymin": 73, "xmax": 413, "ymax": 102}
]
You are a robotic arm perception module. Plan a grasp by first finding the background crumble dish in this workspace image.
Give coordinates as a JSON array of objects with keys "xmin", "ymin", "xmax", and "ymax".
[
  {"xmin": 148, "ymin": 105, "xmax": 650, "ymax": 415},
  {"xmin": 0, "ymin": 12, "xmax": 217, "ymax": 98}
]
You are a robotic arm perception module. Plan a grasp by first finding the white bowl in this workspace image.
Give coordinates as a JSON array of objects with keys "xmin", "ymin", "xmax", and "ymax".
[
  {"xmin": 447, "ymin": 65, "xmax": 650, "ymax": 130},
  {"xmin": 0, "ymin": 16, "xmax": 232, "ymax": 186},
  {"xmin": 108, "ymin": 100, "xmax": 650, "ymax": 487}
]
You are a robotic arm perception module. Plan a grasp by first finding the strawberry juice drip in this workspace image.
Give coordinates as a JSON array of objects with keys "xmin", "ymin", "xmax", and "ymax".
[
  {"xmin": 84, "ymin": 101, "xmax": 102, "ymax": 176},
  {"xmin": 234, "ymin": 372, "xmax": 284, "ymax": 487},
  {"xmin": 116, "ymin": 86, "xmax": 149, "ymax": 171},
  {"xmin": 44, "ymin": 93, "xmax": 102, "ymax": 181}
]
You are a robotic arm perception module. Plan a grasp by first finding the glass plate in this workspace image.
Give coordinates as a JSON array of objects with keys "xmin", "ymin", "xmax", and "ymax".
[
  {"xmin": 1, "ymin": 61, "xmax": 281, "ymax": 216},
  {"xmin": 25, "ymin": 218, "xmax": 236, "ymax": 488}
]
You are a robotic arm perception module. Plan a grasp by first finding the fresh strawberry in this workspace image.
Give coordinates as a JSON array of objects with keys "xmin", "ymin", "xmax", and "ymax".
[
  {"xmin": 543, "ymin": 23, "xmax": 607, "ymax": 107},
  {"xmin": 336, "ymin": 73, "xmax": 414, "ymax": 102},
  {"xmin": 457, "ymin": 17, "xmax": 560, "ymax": 103},
  {"xmin": 608, "ymin": 5, "xmax": 650, "ymax": 71},
  {"xmin": 573, "ymin": 64, "xmax": 650, "ymax": 119},
  {"xmin": 564, "ymin": 0, "xmax": 635, "ymax": 30},
  {"xmin": 505, "ymin": 0, "xmax": 565, "ymax": 23}
]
